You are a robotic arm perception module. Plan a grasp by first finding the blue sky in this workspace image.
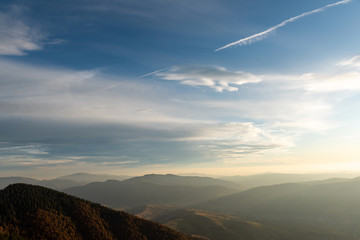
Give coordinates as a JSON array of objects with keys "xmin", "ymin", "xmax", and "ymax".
[{"xmin": 1, "ymin": 0, "xmax": 360, "ymax": 178}]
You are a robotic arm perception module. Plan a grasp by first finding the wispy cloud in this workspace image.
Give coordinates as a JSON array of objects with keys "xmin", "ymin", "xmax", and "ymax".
[
  {"xmin": 215, "ymin": 0, "xmax": 352, "ymax": 51},
  {"xmin": 1, "ymin": 55, "xmax": 358, "ymax": 174},
  {"xmin": 0, "ymin": 6, "xmax": 45, "ymax": 55},
  {"xmin": 0, "ymin": 144, "xmax": 48, "ymax": 155},
  {"xmin": 0, "ymin": 60, "xmax": 296, "ymax": 167},
  {"xmin": 157, "ymin": 65, "xmax": 261, "ymax": 92},
  {"xmin": 0, "ymin": 157, "xmax": 74, "ymax": 167},
  {"xmin": 176, "ymin": 122, "xmax": 294, "ymax": 159},
  {"xmin": 138, "ymin": 67, "xmax": 170, "ymax": 79},
  {"xmin": 293, "ymin": 56, "xmax": 360, "ymax": 92},
  {"xmin": 304, "ymin": 71, "xmax": 360, "ymax": 92},
  {"xmin": 337, "ymin": 55, "xmax": 360, "ymax": 68}
]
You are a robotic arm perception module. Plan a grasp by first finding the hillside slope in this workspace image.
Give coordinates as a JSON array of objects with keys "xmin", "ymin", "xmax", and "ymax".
[
  {"xmin": 197, "ymin": 178, "xmax": 360, "ymax": 239},
  {"xmin": 126, "ymin": 174, "xmax": 242, "ymax": 189},
  {"xmin": 0, "ymin": 184, "xmax": 196, "ymax": 240},
  {"xmin": 127, "ymin": 205, "xmax": 299, "ymax": 240},
  {"xmin": 221, "ymin": 173, "xmax": 356, "ymax": 189},
  {"xmin": 65, "ymin": 175, "xmax": 240, "ymax": 208}
]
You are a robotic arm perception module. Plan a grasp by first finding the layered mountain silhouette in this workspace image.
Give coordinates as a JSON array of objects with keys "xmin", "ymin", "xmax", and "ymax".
[
  {"xmin": 0, "ymin": 173, "xmax": 130, "ymax": 190},
  {"xmin": 125, "ymin": 174, "xmax": 242, "ymax": 189},
  {"xmin": 2, "ymin": 174, "xmax": 360, "ymax": 240},
  {"xmin": 0, "ymin": 184, "xmax": 197, "ymax": 240},
  {"xmin": 196, "ymin": 177, "xmax": 360, "ymax": 239},
  {"xmin": 221, "ymin": 173, "xmax": 358, "ymax": 189},
  {"xmin": 65, "ymin": 174, "xmax": 241, "ymax": 208}
]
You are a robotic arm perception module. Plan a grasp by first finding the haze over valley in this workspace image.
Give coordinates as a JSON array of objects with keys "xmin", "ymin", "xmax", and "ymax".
[{"xmin": 1, "ymin": 0, "xmax": 360, "ymax": 239}]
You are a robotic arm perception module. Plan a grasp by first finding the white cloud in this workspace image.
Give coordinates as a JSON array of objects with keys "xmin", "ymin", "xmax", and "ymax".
[
  {"xmin": 0, "ymin": 59, "xmax": 299, "ymax": 166},
  {"xmin": 175, "ymin": 122, "xmax": 294, "ymax": 161},
  {"xmin": 2, "ymin": 56, "xmax": 359, "ymax": 168},
  {"xmin": 304, "ymin": 71, "xmax": 360, "ymax": 92},
  {"xmin": 186, "ymin": 98, "xmax": 333, "ymax": 132},
  {"xmin": 157, "ymin": 65, "xmax": 261, "ymax": 92},
  {"xmin": 182, "ymin": 122, "xmax": 292, "ymax": 146},
  {"xmin": 0, "ymin": 156, "xmax": 73, "ymax": 167},
  {"xmin": 97, "ymin": 161, "xmax": 139, "ymax": 166},
  {"xmin": 215, "ymin": 0, "xmax": 351, "ymax": 51},
  {"xmin": 184, "ymin": 122, "xmax": 264, "ymax": 141},
  {"xmin": 0, "ymin": 144, "xmax": 48, "ymax": 155},
  {"xmin": 0, "ymin": 60, "xmax": 202, "ymax": 124},
  {"xmin": 301, "ymin": 57, "xmax": 360, "ymax": 93},
  {"xmin": 0, "ymin": 6, "xmax": 45, "ymax": 55},
  {"xmin": 337, "ymin": 55, "xmax": 360, "ymax": 68}
]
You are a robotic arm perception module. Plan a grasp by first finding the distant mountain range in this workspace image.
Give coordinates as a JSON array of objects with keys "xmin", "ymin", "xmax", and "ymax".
[
  {"xmin": 2, "ymin": 173, "xmax": 360, "ymax": 240},
  {"xmin": 3, "ymin": 172, "xmax": 354, "ymax": 191},
  {"xmin": 64, "ymin": 174, "xmax": 242, "ymax": 208},
  {"xmin": 0, "ymin": 173, "xmax": 130, "ymax": 190},
  {"xmin": 196, "ymin": 176, "xmax": 360, "ymax": 239},
  {"xmin": 0, "ymin": 184, "xmax": 197, "ymax": 240},
  {"xmin": 221, "ymin": 173, "xmax": 360, "ymax": 189}
]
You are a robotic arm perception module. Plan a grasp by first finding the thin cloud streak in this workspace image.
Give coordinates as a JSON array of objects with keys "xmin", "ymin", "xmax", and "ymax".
[
  {"xmin": 138, "ymin": 67, "xmax": 170, "ymax": 79},
  {"xmin": 215, "ymin": 0, "xmax": 352, "ymax": 52}
]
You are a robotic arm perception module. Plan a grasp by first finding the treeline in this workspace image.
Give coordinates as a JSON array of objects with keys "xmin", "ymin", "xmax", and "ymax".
[{"xmin": 0, "ymin": 184, "xmax": 195, "ymax": 240}]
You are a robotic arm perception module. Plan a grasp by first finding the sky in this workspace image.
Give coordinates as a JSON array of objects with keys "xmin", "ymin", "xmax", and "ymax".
[{"xmin": 1, "ymin": 0, "xmax": 360, "ymax": 178}]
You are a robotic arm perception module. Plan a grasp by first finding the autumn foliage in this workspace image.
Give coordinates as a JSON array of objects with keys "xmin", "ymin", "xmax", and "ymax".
[{"xmin": 0, "ymin": 184, "xmax": 194, "ymax": 240}]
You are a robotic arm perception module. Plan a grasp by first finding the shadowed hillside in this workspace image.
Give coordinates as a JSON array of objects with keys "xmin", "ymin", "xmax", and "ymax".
[
  {"xmin": 65, "ymin": 174, "xmax": 240, "ymax": 208},
  {"xmin": 127, "ymin": 205, "xmax": 299, "ymax": 240},
  {"xmin": 126, "ymin": 174, "xmax": 242, "ymax": 189},
  {"xmin": 196, "ymin": 177, "xmax": 360, "ymax": 239},
  {"xmin": 0, "ymin": 184, "xmax": 197, "ymax": 240}
]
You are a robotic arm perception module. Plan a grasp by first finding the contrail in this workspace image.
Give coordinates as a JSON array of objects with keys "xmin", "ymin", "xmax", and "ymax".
[
  {"xmin": 96, "ymin": 67, "xmax": 170, "ymax": 93},
  {"xmin": 215, "ymin": 0, "xmax": 352, "ymax": 52},
  {"xmin": 137, "ymin": 67, "xmax": 170, "ymax": 79}
]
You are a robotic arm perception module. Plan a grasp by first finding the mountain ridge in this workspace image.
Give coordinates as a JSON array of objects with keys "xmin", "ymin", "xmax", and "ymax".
[
  {"xmin": 0, "ymin": 183, "xmax": 197, "ymax": 240},
  {"xmin": 65, "ymin": 176, "xmax": 238, "ymax": 208},
  {"xmin": 0, "ymin": 173, "xmax": 130, "ymax": 190},
  {"xmin": 195, "ymin": 177, "xmax": 360, "ymax": 239}
]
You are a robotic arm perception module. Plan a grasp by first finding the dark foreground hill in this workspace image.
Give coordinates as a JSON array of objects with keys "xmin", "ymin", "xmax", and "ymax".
[
  {"xmin": 65, "ymin": 174, "xmax": 240, "ymax": 208},
  {"xmin": 0, "ymin": 184, "xmax": 196, "ymax": 240}
]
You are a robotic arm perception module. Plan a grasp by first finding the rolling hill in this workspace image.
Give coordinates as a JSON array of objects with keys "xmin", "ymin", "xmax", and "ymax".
[
  {"xmin": 0, "ymin": 173, "xmax": 130, "ymax": 190},
  {"xmin": 54, "ymin": 173, "xmax": 130, "ymax": 184},
  {"xmin": 65, "ymin": 174, "xmax": 241, "ymax": 208},
  {"xmin": 221, "ymin": 173, "xmax": 358, "ymax": 189},
  {"xmin": 0, "ymin": 183, "xmax": 197, "ymax": 240},
  {"xmin": 196, "ymin": 177, "xmax": 360, "ymax": 239},
  {"xmin": 126, "ymin": 174, "xmax": 242, "ymax": 189},
  {"xmin": 127, "ymin": 205, "xmax": 299, "ymax": 240}
]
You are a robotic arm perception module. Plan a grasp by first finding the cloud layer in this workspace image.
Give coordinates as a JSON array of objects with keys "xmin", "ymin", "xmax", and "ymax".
[
  {"xmin": 0, "ymin": 60, "xmax": 295, "ymax": 170},
  {"xmin": 1, "ymin": 53, "xmax": 360, "ymax": 174}
]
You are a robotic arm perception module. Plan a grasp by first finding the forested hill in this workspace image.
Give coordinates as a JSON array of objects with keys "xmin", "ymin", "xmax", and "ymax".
[{"xmin": 0, "ymin": 184, "xmax": 196, "ymax": 240}]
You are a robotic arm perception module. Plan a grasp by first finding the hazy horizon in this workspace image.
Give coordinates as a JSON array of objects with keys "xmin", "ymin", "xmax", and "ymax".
[
  {"xmin": 2, "ymin": 170, "xmax": 360, "ymax": 181},
  {"xmin": 1, "ymin": 0, "xmax": 360, "ymax": 178}
]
